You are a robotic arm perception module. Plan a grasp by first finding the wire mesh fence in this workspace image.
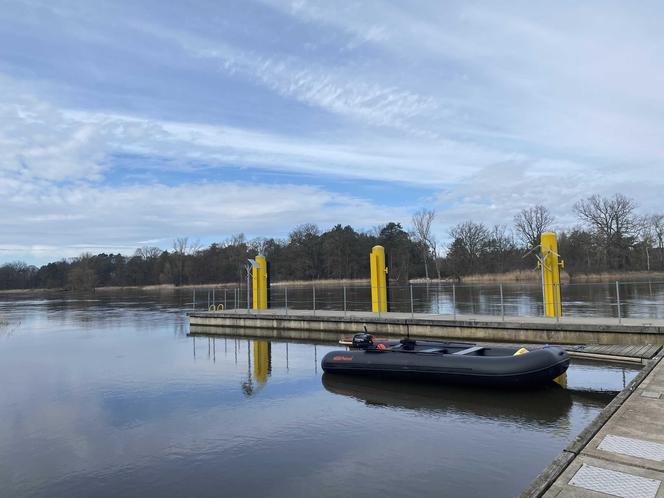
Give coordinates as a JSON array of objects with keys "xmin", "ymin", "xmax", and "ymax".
[{"xmin": 189, "ymin": 280, "xmax": 664, "ymax": 322}]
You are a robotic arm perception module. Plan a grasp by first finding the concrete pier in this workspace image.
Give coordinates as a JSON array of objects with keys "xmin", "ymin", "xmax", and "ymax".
[
  {"xmin": 188, "ymin": 308, "xmax": 664, "ymax": 346},
  {"xmin": 523, "ymin": 350, "xmax": 664, "ymax": 497}
]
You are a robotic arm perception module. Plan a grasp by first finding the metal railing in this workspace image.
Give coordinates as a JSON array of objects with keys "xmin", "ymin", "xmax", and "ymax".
[{"xmin": 188, "ymin": 280, "xmax": 664, "ymax": 323}]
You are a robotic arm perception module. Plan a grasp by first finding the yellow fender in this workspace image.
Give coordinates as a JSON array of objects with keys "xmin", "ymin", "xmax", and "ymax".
[
  {"xmin": 216, "ymin": 304, "xmax": 225, "ymax": 311},
  {"xmin": 513, "ymin": 347, "xmax": 529, "ymax": 356}
]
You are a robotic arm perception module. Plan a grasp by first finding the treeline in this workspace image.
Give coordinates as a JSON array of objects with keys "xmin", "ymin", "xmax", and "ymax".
[
  {"xmin": 1, "ymin": 193, "xmax": 663, "ymax": 291},
  {"xmin": 0, "ymin": 223, "xmax": 426, "ymax": 290}
]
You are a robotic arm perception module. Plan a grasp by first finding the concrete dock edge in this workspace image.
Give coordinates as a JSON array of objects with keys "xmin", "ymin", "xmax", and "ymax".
[{"xmin": 519, "ymin": 350, "xmax": 664, "ymax": 497}]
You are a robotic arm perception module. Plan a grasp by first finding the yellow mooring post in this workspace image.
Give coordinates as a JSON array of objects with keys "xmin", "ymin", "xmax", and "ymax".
[
  {"xmin": 540, "ymin": 232, "xmax": 563, "ymax": 318},
  {"xmin": 252, "ymin": 255, "xmax": 268, "ymax": 310},
  {"xmin": 370, "ymin": 245, "xmax": 388, "ymax": 312}
]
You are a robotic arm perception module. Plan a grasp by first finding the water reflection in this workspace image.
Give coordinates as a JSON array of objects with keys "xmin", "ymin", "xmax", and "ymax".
[
  {"xmin": 264, "ymin": 280, "xmax": 664, "ymax": 319},
  {"xmin": 243, "ymin": 340, "xmax": 272, "ymax": 396},
  {"xmin": 0, "ymin": 293, "xmax": 645, "ymax": 498},
  {"xmin": 323, "ymin": 374, "xmax": 576, "ymax": 425}
]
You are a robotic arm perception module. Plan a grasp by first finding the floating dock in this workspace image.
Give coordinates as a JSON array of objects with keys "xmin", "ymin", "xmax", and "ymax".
[{"xmin": 188, "ymin": 308, "xmax": 664, "ymax": 347}]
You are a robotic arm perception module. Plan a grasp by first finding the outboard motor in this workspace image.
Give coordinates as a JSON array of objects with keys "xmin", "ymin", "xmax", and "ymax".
[
  {"xmin": 352, "ymin": 333, "xmax": 374, "ymax": 350},
  {"xmin": 400, "ymin": 338, "xmax": 417, "ymax": 351}
]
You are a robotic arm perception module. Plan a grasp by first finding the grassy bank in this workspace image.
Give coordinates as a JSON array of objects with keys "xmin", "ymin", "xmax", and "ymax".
[
  {"xmin": 565, "ymin": 270, "xmax": 664, "ymax": 283},
  {"xmin": 428, "ymin": 270, "xmax": 664, "ymax": 284}
]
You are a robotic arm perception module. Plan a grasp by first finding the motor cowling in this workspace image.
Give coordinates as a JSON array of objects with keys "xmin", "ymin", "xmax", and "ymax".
[
  {"xmin": 400, "ymin": 338, "xmax": 416, "ymax": 351},
  {"xmin": 352, "ymin": 333, "xmax": 374, "ymax": 349}
]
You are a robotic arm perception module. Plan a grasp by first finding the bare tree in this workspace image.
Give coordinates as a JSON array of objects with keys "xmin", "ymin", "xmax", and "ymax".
[
  {"xmin": 448, "ymin": 221, "xmax": 490, "ymax": 275},
  {"xmin": 224, "ymin": 233, "xmax": 250, "ymax": 284},
  {"xmin": 574, "ymin": 194, "xmax": 640, "ymax": 269},
  {"xmin": 172, "ymin": 237, "xmax": 201, "ymax": 286},
  {"xmin": 135, "ymin": 246, "xmax": 162, "ymax": 260},
  {"xmin": 639, "ymin": 216, "xmax": 656, "ymax": 271},
  {"xmin": 449, "ymin": 222, "xmax": 489, "ymax": 258},
  {"xmin": 250, "ymin": 237, "xmax": 270, "ymax": 256},
  {"xmin": 412, "ymin": 208, "xmax": 438, "ymax": 279},
  {"xmin": 513, "ymin": 205, "xmax": 554, "ymax": 249},
  {"xmin": 650, "ymin": 214, "xmax": 664, "ymax": 270},
  {"xmin": 487, "ymin": 225, "xmax": 517, "ymax": 273}
]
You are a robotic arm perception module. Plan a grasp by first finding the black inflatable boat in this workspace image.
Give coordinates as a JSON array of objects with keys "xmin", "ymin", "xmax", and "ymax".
[{"xmin": 321, "ymin": 334, "xmax": 569, "ymax": 388}]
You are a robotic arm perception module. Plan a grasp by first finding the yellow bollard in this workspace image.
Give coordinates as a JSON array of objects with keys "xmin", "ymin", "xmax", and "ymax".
[
  {"xmin": 370, "ymin": 245, "xmax": 388, "ymax": 312},
  {"xmin": 540, "ymin": 232, "xmax": 563, "ymax": 318},
  {"xmin": 252, "ymin": 255, "xmax": 268, "ymax": 310}
]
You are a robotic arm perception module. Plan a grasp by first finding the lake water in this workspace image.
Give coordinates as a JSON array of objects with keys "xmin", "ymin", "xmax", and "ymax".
[
  {"xmin": 0, "ymin": 290, "xmax": 641, "ymax": 497},
  {"xmin": 195, "ymin": 279, "xmax": 664, "ymax": 320}
]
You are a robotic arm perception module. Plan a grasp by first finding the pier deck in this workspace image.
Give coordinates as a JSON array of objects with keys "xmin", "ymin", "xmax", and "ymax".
[
  {"xmin": 188, "ymin": 308, "xmax": 664, "ymax": 347},
  {"xmin": 524, "ymin": 350, "xmax": 664, "ymax": 497}
]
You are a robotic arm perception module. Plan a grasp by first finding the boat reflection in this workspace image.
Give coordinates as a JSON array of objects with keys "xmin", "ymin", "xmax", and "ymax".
[{"xmin": 322, "ymin": 373, "xmax": 612, "ymax": 424}]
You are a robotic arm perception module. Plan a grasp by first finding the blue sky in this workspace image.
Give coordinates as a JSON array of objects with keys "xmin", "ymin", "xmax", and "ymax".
[{"xmin": 1, "ymin": 1, "xmax": 664, "ymax": 264}]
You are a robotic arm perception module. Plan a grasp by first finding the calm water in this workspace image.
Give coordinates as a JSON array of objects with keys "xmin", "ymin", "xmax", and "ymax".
[
  {"xmin": 0, "ymin": 290, "xmax": 641, "ymax": 497},
  {"xmin": 198, "ymin": 279, "xmax": 664, "ymax": 319}
]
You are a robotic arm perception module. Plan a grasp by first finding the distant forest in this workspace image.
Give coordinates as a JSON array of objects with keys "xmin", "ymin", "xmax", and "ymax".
[{"xmin": 1, "ymin": 193, "xmax": 664, "ymax": 291}]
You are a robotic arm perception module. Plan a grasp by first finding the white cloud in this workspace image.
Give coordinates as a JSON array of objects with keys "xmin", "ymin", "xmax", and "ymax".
[
  {"xmin": 0, "ymin": 92, "xmax": 105, "ymax": 182},
  {"xmin": 2, "ymin": 1, "xmax": 664, "ymax": 264},
  {"xmin": 0, "ymin": 178, "xmax": 410, "ymax": 263},
  {"xmin": 0, "ymin": 78, "xmax": 508, "ymax": 187}
]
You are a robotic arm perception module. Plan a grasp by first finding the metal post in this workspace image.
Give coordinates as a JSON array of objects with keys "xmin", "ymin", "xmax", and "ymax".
[
  {"xmin": 246, "ymin": 270, "xmax": 251, "ymax": 314},
  {"xmin": 192, "ymin": 288, "xmax": 196, "ymax": 311},
  {"xmin": 410, "ymin": 284, "xmax": 414, "ymax": 318},
  {"xmin": 378, "ymin": 284, "xmax": 381, "ymax": 318},
  {"xmin": 234, "ymin": 288, "xmax": 237, "ymax": 310},
  {"xmin": 452, "ymin": 284, "xmax": 457, "ymax": 320},
  {"xmin": 540, "ymin": 260, "xmax": 546, "ymax": 317},
  {"xmin": 224, "ymin": 289, "xmax": 227, "ymax": 310},
  {"xmin": 285, "ymin": 286, "xmax": 288, "ymax": 316},
  {"xmin": 313, "ymin": 286, "xmax": 316, "ymax": 316},
  {"xmin": 212, "ymin": 288, "xmax": 215, "ymax": 307},
  {"xmin": 616, "ymin": 280, "xmax": 622, "ymax": 324},
  {"xmin": 554, "ymin": 283, "xmax": 559, "ymax": 323},
  {"xmin": 343, "ymin": 285, "xmax": 347, "ymax": 317},
  {"xmin": 500, "ymin": 283, "xmax": 504, "ymax": 321}
]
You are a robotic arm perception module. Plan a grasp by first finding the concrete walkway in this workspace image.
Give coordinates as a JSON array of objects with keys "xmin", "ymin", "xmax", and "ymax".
[{"xmin": 525, "ymin": 351, "xmax": 664, "ymax": 497}]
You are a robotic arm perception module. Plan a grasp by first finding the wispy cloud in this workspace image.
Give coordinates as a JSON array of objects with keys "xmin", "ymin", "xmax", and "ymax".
[
  {"xmin": 139, "ymin": 25, "xmax": 439, "ymax": 136},
  {"xmin": 0, "ymin": 77, "xmax": 507, "ymax": 187},
  {"xmin": 1, "ymin": 0, "xmax": 664, "ymax": 263}
]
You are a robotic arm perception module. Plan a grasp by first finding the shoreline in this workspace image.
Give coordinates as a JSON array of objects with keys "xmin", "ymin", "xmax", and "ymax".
[{"xmin": 416, "ymin": 269, "xmax": 664, "ymax": 284}]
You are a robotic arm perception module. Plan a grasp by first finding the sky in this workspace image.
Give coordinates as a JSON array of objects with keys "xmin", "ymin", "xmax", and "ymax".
[{"xmin": 1, "ymin": 1, "xmax": 664, "ymax": 265}]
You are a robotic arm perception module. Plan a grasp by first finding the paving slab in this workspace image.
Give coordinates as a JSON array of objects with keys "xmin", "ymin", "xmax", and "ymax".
[{"xmin": 534, "ymin": 352, "xmax": 664, "ymax": 497}]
